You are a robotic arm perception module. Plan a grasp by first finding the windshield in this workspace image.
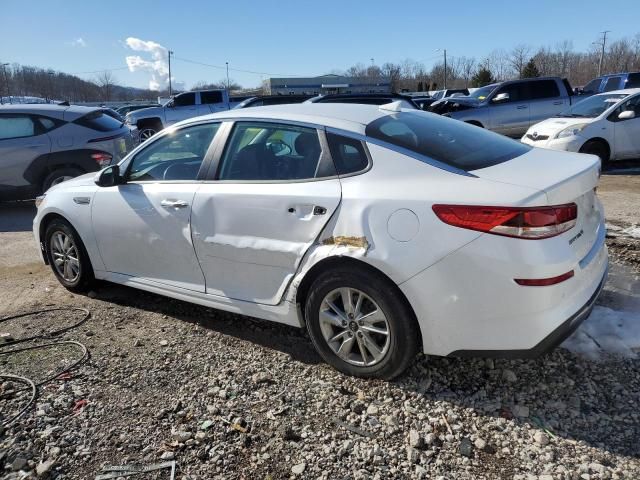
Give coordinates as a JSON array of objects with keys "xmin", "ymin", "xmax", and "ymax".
[
  {"xmin": 557, "ymin": 93, "xmax": 628, "ymax": 118},
  {"xmin": 468, "ymin": 84, "xmax": 497, "ymax": 100},
  {"xmin": 365, "ymin": 111, "xmax": 530, "ymax": 171}
]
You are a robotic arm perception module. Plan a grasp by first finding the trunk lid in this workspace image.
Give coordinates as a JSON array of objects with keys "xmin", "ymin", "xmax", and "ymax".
[{"xmin": 472, "ymin": 148, "xmax": 603, "ymax": 262}]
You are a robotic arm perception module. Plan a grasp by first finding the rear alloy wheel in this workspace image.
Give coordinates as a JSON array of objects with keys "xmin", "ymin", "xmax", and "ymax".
[
  {"xmin": 44, "ymin": 218, "xmax": 94, "ymax": 292},
  {"xmin": 139, "ymin": 127, "xmax": 158, "ymax": 141},
  {"xmin": 42, "ymin": 167, "xmax": 83, "ymax": 192},
  {"xmin": 579, "ymin": 140, "xmax": 609, "ymax": 164},
  {"xmin": 305, "ymin": 268, "xmax": 419, "ymax": 379}
]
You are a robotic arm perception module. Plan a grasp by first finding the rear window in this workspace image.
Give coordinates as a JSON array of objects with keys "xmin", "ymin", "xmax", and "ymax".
[
  {"xmin": 365, "ymin": 112, "xmax": 531, "ymax": 171},
  {"xmin": 529, "ymin": 80, "xmax": 560, "ymax": 99},
  {"xmin": 74, "ymin": 111, "xmax": 123, "ymax": 132}
]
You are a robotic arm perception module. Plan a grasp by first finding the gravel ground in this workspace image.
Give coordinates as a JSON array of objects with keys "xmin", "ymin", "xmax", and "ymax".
[{"xmin": 0, "ymin": 168, "xmax": 639, "ymax": 479}]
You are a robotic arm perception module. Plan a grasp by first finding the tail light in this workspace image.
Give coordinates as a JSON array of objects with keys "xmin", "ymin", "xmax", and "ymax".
[
  {"xmin": 432, "ymin": 203, "xmax": 577, "ymax": 239},
  {"xmin": 515, "ymin": 270, "xmax": 574, "ymax": 286},
  {"xmin": 91, "ymin": 152, "xmax": 113, "ymax": 167}
]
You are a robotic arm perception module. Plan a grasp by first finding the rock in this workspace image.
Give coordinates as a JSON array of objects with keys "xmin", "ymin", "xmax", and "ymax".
[
  {"xmin": 408, "ymin": 430, "xmax": 424, "ymax": 449},
  {"xmin": 425, "ymin": 433, "xmax": 438, "ymax": 446},
  {"xmin": 251, "ymin": 372, "xmax": 272, "ymax": 384},
  {"xmin": 589, "ymin": 463, "xmax": 605, "ymax": 474},
  {"xmin": 160, "ymin": 451, "xmax": 175, "ymax": 460},
  {"xmin": 367, "ymin": 404, "xmax": 379, "ymax": 415},
  {"xmin": 291, "ymin": 463, "xmax": 306, "ymax": 475},
  {"xmin": 538, "ymin": 475, "xmax": 554, "ymax": 480},
  {"xmin": 512, "ymin": 405, "xmax": 530, "ymax": 418},
  {"xmin": 407, "ymin": 446, "xmax": 420, "ymax": 463},
  {"xmin": 171, "ymin": 431, "xmax": 193, "ymax": 443},
  {"xmin": 36, "ymin": 459, "xmax": 55, "ymax": 476},
  {"xmin": 11, "ymin": 457, "xmax": 28, "ymax": 471},
  {"xmin": 159, "ymin": 339, "xmax": 169, "ymax": 347},
  {"xmin": 474, "ymin": 437, "xmax": 487, "ymax": 451},
  {"xmin": 459, "ymin": 438, "xmax": 473, "ymax": 458},
  {"xmin": 533, "ymin": 431, "xmax": 549, "ymax": 446},
  {"xmin": 200, "ymin": 420, "xmax": 213, "ymax": 431},
  {"xmin": 502, "ymin": 369, "xmax": 518, "ymax": 383}
]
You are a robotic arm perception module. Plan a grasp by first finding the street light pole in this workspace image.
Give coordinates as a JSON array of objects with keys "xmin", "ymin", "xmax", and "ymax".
[
  {"xmin": 168, "ymin": 50, "xmax": 173, "ymax": 96},
  {"xmin": 226, "ymin": 62, "xmax": 230, "ymax": 91},
  {"xmin": 1, "ymin": 63, "xmax": 10, "ymax": 104}
]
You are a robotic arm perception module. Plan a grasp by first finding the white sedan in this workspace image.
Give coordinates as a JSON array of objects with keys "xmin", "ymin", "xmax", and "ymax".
[
  {"xmin": 33, "ymin": 103, "xmax": 608, "ymax": 379},
  {"xmin": 522, "ymin": 88, "xmax": 640, "ymax": 162}
]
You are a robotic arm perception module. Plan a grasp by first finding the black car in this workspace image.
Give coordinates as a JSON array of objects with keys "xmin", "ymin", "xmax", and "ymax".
[
  {"xmin": 234, "ymin": 95, "xmax": 313, "ymax": 109},
  {"xmin": 307, "ymin": 93, "xmax": 420, "ymax": 109}
]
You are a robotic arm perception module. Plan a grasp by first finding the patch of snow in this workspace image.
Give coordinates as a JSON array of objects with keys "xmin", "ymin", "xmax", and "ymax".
[
  {"xmin": 622, "ymin": 225, "xmax": 640, "ymax": 239},
  {"xmin": 562, "ymin": 306, "xmax": 640, "ymax": 360}
]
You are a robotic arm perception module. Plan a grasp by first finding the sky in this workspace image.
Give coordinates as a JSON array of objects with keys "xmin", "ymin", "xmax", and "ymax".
[{"xmin": 1, "ymin": 0, "xmax": 639, "ymax": 90}]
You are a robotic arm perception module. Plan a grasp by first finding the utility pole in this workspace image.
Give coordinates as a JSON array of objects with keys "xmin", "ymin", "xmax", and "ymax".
[
  {"xmin": 1, "ymin": 63, "xmax": 10, "ymax": 104},
  {"xmin": 597, "ymin": 31, "xmax": 610, "ymax": 77},
  {"xmin": 436, "ymin": 49, "xmax": 447, "ymax": 89},
  {"xmin": 168, "ymin": 50, "xmax": 173, "ymax": 96},
  {"xmin": 226, "ymin": 62, "xmax": 230, "ymax": 91},
  {"xmin": 47, "ymin": 71, "xmax": 54, "ymax": 103}
]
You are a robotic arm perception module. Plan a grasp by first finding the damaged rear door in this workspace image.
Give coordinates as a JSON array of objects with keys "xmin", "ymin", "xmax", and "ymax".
[{"xmin": 191, "ymin": 121, "xmax": 341, "ymax": 305}]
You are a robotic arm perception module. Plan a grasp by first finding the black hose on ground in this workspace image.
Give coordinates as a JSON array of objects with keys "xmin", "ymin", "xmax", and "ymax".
[{"xmin": 0, "ymin": 308, "xmax": 91, "ymax": 427}]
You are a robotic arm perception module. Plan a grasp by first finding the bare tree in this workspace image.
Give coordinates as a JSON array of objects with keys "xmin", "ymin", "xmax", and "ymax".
[
  {"xmin": 95, "ymin": 70, "xmax": 117, "ymax": 101},
  {"xmin": 509, "ymin": 44, "xmax": 532, "ymax": 78}
]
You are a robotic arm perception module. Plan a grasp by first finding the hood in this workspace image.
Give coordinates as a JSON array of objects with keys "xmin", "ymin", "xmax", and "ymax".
[
  {"xmin": 429, "ymin": 97, "xmax": 479, "ymax": 115},
  {"xmin": 127, "ymin": 106, "xmax": 165, "ymax": 121},
  {"xmin": 525, "ymin": 116, "xmax": 595, "ymax": 138}
]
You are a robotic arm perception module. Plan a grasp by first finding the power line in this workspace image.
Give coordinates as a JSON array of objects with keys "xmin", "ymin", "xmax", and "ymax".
[
  {"xmin": 173, "ymin": 56, "xmax": 308, "ymax": 77},
  {"xmin": 69, "ymin": 66, "xmax": 130, "ymax": 75}
]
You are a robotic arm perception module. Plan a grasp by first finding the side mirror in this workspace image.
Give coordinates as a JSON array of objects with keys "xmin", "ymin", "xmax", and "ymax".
[
  {"xmin": 492, "ymin": 92, "xmax": 510, "ymax": 103},
  {"xmin": 618, "ymin": 110, "xmax": 635, "ymax": 120},
  {"xmin": 94, "ymin": 165, "xmax": 122, "ymax": 187}
]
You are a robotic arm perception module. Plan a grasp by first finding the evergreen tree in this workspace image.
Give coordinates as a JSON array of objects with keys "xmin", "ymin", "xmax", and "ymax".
[
  {"xmin": 471, "ymin": 67, "xmax": 495, "ymax": 87},
  {"xmin": 521, "ymin": 58, "xmax": 540, "ymax": 78}
]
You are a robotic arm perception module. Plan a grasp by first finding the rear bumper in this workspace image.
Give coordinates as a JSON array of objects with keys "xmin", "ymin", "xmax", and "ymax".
[{"xmin": 448, "ymin": 265, "xmax": 607, "ymax": 358}]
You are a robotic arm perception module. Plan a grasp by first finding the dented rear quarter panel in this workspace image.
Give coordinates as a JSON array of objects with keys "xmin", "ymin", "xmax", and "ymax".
[{"xmin": 287, "ymin": 142, "xmax": 548, "ymax": 302}]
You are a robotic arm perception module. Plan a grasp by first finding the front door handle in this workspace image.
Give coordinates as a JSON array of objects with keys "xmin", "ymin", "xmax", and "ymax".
[
  {"xmin": 553, "ymin": 101, "xmax": 564, "ymax": 105},
  {"xmin": 160, "ymin": 199, "xmax": 189, "ymax": 208},
  {"xmin": 516, "ymin": 105, "xmax": 527, "ymax": 110}
]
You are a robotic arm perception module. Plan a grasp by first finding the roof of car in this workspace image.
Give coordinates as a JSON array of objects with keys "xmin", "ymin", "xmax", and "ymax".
[
  {"xmin": 187, "ymin": 103, "xmax": 403, "ymax": 134},
  {"xmin": 0, "ymin": 103, "xmax": 102, "ymax": 120},
  {"xmin": 596, "ymin": 87, "xmax": 640, "ymax": 96}
]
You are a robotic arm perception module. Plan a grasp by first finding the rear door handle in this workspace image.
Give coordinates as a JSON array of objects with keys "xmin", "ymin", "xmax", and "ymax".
[
  {"xmin": 160, "ymin": 199, "xmax": 189, "ymax": 208},
  {"xmin": 553, "ymin": 101, "xmax": 564, "ymax": 105},
  {"xmin": 313, "ymin": 206, "xmax": 327, "ymax": 215},
  {"xmin": 516, "ymin": 105, "xmax": 527, "ymax": 110}
]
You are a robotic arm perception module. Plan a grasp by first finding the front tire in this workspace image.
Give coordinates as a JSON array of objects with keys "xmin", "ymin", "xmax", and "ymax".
[
  {"xmin": 305, "ymin": 267, "xmax": 419, "ymax": 379},
  {"xmin": 44, "ymin": 219, "xmax": 94, "ymax": 292},
  {"xmin": 579, "ymin": 139, "xmax": 609, "ymax": 164}
]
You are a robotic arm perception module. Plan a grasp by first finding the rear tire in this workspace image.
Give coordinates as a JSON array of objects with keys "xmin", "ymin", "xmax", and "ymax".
[
  {"xmin": 305, "ymin": 267, "xmax": 419, "ymax": 379},
  {"xmin": 42, "ymin": 167, "xmax": 83, "ymax": 192},
  {"xmin": 138, "ymin": 120, "xmax": 163, "ymax": 141},
  {"xmin": 44, "ymin": 218, "xmax": 94, "ymax": 292},
  {"xmin": 579, "ymin": 139, "xmax": 609, "ymax": 164}
]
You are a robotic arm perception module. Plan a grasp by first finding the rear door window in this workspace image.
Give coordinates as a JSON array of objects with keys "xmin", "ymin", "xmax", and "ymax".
[
  {"xmin": 201, "ymin": 91, "xmax": 223, "ymax": 104},
  {"xmin": 603, "ymin": 77, "xmax": 622, "ymax": 92},
  {"xmin": 625, "ymin": 73, "xmax": 640, "ymax": 89},
  {"xmin": 74, "ymin": 111, "xmax": 123, "ymax": 132},
  {"xmin": 0, "ymin": 115, "xmax": 37, "ymax": 140},
  {"xmin": 493, "ymin": 83, "xmax": 528, "ymax": 102},
  {"xmin": 365, "ymin": 112, "xmax": 530, "ymax": 171},
  {"xmin": 529, "ymin": 80, "xmax": 560, "ymax": 99}
]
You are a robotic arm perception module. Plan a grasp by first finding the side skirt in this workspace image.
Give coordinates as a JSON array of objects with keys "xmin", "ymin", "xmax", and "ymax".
[{"xmin": 95, "ymin": 271, "xmax": 301, "ymax": 327}]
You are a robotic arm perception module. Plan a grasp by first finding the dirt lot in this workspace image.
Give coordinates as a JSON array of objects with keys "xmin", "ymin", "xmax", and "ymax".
[{"xmin": 0, "ymin": 169, "xmax": 639, "ymax": 479}]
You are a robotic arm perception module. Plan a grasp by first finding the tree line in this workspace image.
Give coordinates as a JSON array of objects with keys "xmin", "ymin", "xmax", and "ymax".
[
  {"xmin": 2, "ymin": 32, "xmax": 640, "ymax": 102},
  {"xmin": 337, "ymin": 33, "xmax": 640, "ymax": 91}
]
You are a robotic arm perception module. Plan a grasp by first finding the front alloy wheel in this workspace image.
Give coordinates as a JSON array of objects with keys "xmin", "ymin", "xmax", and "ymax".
[
  {"xmin": 139, "ymin": 128, "xmax": 157, "ymax": 141},
  {"xmin": 50, "ymin": 231, "xmax": 80, "ymax": 283},
  {"xmin": 319, "ymin": 287, "xmax": 391, "ymax": 367}
]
